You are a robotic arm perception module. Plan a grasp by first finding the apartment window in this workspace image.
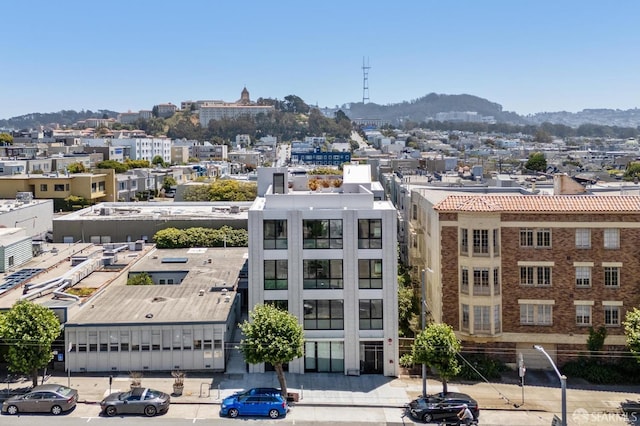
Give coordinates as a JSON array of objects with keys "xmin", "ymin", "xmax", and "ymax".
[
  {"xmin": 91, "ymin": 182, "xmax": 97, "ymax": 193},
  {"xmin": 520, "ymin": 228, "xmax": 551, "ymax": 248},
  {"xmin": 473, "ymin": 268, "xmax": 490, "ymax": 295},
  {"xmin": 263, "ymin": 220, "xmax": 287, "ymax": 249},
  {"xmin": 265, "ymin": 300, "xmax": 288, "ymax": 311},
  {"xmin": 303, "ymin": 219, "xmax": 343, "ymax": 249},
  {"xmin": 358, "ymin": 219, "xmax": 382, "ymax": 248},
  {"xmin": 303, "ymin": 259, "xmax": 343, "ymax": 289},
  {"xmin": 99, "ymin": 331, "xmax": 108, "ymax": 352},
  {"xmin": 120, "ymin": 331, "xmax": 129, "ymax": 351},
  {"xmin": 520, "ymin": 304, "xmax": 553, "ymax": 325},
  {"xmin": 65, "ymin": 183, "xmax": 70, "ymax": 191},
  {"xmin": 460, "ymin": 229, "xmax": 468, "ymax": 255},
  {"xmin": 576, "ymin": 305, "xmax": 592, "ymax": 326},
  {"xmin": 604, "ymin": 305, "xmax": 620, "ymax": 326},
  {"xmin": 520, "ymin": 266, "xmax": 552, "ymax": 286},
  {"xmin": 141, "ymin": 330, "xmax": 150, "ymax": 351},
  {"xmin": 8, "ymin": 256, "xmax": 14, "ymax": 267},
  {"xmin": 575, "ymin": 229, "xmax": 591, "ymax": 249},
  {"xmin": 473, "ymin": 305, "xmax": 491, "ymax": 333},
  {"xmin": 604, "ymin": 229, "xmax": 620, "ymax": 249},
  {"xmin": 359, "ymin": 299, "xmax": 383, "ymax": 330},
  {"xmin": 40, "ymin": 184, "xmax": 48, "ymax": 191},
  {"xmin": 99, "ymin": 181, "xmax": 105, "ymax": 192},
  {"xmin": 472, "ymin": 229, "xmax": 489, "ymax": 255},
  {"xmin": 461, "ymin": 267, "xmax": 469, "ymax": 294},
  {"xmin": 461, "ymin": 304, "xmax": 469, "ymax": 331},
  {"xmin": 89, "ymin": 331, "xmax": 98, "ymax": 352},
  {"xmin": 412, "ymin": 204, "xmax": 417, "ymax": 220},
  {"xmin": 493, "ymin": 229, "xmax": 500, "ymax": 256},
  {"xmin": 264, "ymin": 260, "xmax": 288, "ymax": 290},
  {"xmin": 358, "ymin": 259, "xmax": 382, "ymax": 289},
  {"xmin": 575, "ymin": 266, "xmax": 591, "ymax": 287},
  {"xmin": 54, "ymin": 184, "xmax": 65, "ymax": 191},
  {"xmin": 493, "ymin": 268, "xmax": 500, "ymax": 295},
  {"xmin": 303, "ymin": 300, "xmax": 344, "ymax": 330},
  {"xmin": 604, "ymin": 267, "xmax": 620, "ymax": 287},
  {"xmin": 110, "ymin": 333, "xmax": 119, "ymax": 352},
  {"xmin": 494, "ymin": 305, "xmax": 501, "ymax": 333}
]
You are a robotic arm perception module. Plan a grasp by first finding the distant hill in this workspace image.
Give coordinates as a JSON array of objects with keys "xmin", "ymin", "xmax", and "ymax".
[
  {"xmin": 0, "ymin": 109, "xmax": 119, "ymax": 130},
  {"xmin": 347, "ymin": 93, "xmax": 525, "ymax": 124}
]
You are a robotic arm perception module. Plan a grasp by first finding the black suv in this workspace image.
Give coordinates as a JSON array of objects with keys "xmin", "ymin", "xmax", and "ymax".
[{"xmin": 407, "ymin": 392, "xmax": 479, "ymax": 423}]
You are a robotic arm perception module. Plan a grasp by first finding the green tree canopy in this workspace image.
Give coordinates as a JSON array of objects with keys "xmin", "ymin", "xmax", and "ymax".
[
  {"xmin": 238, "ymin": 304, "xmax": 304, "ymax": 397},
  {"xmin": 0, "ymin": 132, "xmax": 13, "ymax": 146},
  {"xmin": 125, "ymin": 159, "xmax": 151, "ymax": 169},
  {"xmin": 162, "ymin": 176, "xmax": 177, "ymax": 192},
  {"xmin": 624, "ymin": 308, "xmax": 640, "ymax": 363},
  {"xmin": 151, "ymin": 155, "xmax": 166, "ymax": 167},
  {"xmin": 66, "ymin": 162, "xmax": 86, "ymax": 173},
  {"xmin": 96, "ymin": 160, "xmax": 128, "ymax": 173},
  {"xmin": 0, "ymin": 300, "xmax": 61, "ymax": 387},
  {"xmin": 153, "ymin": 226, "xmax": 248, "ymax": 248},
  {"xmin": 524, "ymin": 152, "xmax": 547, "ymax": 172},
  {"xmin": 623, "ymin": 162, "xmax": 640, "ymax": 181},
  {"xmin": 183, "ymin": 179, "xmax": 257, "ymax": 201},
  {"xmin": 127, "ymin": 272, "xmax": 153, "ymax": 286},
  {"xmin": 411, "ymin": 323, "xmax": 461, "ymax": 393}
]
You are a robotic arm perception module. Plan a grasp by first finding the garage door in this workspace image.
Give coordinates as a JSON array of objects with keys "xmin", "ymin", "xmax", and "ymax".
[{"xmin": 515, "ymin": 343, "xmax": 557, "ymax": 370}]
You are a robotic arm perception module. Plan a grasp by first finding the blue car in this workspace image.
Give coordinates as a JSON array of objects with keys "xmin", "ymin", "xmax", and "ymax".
[{"xmin": 220, "ymin": 394, "xmax": 289, "ymax": 419}]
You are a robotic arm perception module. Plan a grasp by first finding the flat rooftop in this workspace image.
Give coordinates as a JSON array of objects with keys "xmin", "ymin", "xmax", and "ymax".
[
  {"xmin": 54, "ymin": 201, "xmax": 252, "ymax": 221},
  {"xmin": 68, "ymin": 246, "xmax": 248, "ymax": 325}
]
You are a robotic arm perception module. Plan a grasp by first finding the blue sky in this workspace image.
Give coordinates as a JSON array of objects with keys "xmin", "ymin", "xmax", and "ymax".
[{"xmin": 2, "ymin": 0, "xmax": 639, "ymax": 119}]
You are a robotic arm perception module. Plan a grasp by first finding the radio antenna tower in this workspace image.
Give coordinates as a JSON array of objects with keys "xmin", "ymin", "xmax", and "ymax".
[{"xmin": 362, "ymin": 57, "xmax": 371, "ymax": 104}]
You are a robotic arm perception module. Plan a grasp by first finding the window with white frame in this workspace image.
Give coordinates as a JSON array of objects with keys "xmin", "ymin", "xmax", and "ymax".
[
  {"xmin": 575, "ymin": 266, "xmax": 591, "ymax": 287},
  {"xmin": 473, "ymin": 229, "xmax": 489, "ymax": 255},
  {"xmin": 575, "ymin": 229, "xmax": 591, "ymax": 249},
  {"xmin": 460, "ymin": 229, "xmax": 468, "ymax": 255},
  {"xmin": 473, "ymin": 268, "xmax": 490, "ymax": 295},
  {"xmin": 494, "ymin": 305, "xmax": 501, "ymax": 333},
  {"xmin": 493, "ymin": 268, "xmax": 500, "ymax": 295},
  {"xmin": 461, "ymin": 267, "xmax": 469, "ymax": 294},
  {"xmin": 604, "ymin": 305, "xmax": 620, "ymax": 326},
  {"xmin": 493, "ymin": 229, "xmax": 500, "ymax": 256},
  {"xmin": 520, "ymin": 228, "xmax": 551, "ymax": 248},
  {"xmin": 576, "ymin": 305, "xmax": 592, "ymax": 326},
  {"xmin": 520, "ymin": 266, "xmax": 552, "ymax": 286},
  {"xmin": 461, "ymin": 304, "xmax": 469, "ymax": 331},
  {"xmin": 604, "ymin": 266, "xmax": 620, "ymax": 287},
  {"xmin": 473, "ymin": 305, "xmax": 491, "ymax": 333},
  {"xmin": 520, "ymin": 304, "xmax": 553, "ymax": 325},
  {"xmin": 604, "ymin": 229, "xmax": 620, "ymax": 249}
]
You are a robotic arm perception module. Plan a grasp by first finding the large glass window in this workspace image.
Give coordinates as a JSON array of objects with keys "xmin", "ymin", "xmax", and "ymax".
[
  {"xmin": 263, "ymin": 220, "xmax": 287, "ymax": 249},
  {"xmin": 460, "ymin": 228, "xmax": 468, "ymax": 255},
  {"xmin": 604, "ymin": 267, "xmax": 620, "ymax": 287},
  {"xmin": 461, "ymin": 267, "xmax": 469, "ymax": 294},
  {"xmin": 575, "ymin": 229, "xmax": 591, "ymax": 249},
  {"xmin": 473, "ymin": 305, "xmax": 491, "ymax": 333},
  {"xmin": 265, "ymin": 300, "xmax": 288, "ymax": 311},
  {"xmin": 358, "ymin": 219, "xmax": 382, "ymax": 248},
  {"xmin": 576, "ymin": 305, "xmax": 592, "ymax": 326},
  {"xmin": 575, "ymin": 266, "xmax": 591, "ymax": 287},
  {"xmin": 604, "ymin": 305, "xmax": 620, "ymax": 326},
  {"xmin": 520, "ymin": 304, "xmax": 553, "ymax": 325},
  {"xmin": 520, "ymin": 266, "xmax": 552, "ymax": 286},
  {"xmin": 264, "ymin": 260, "xmax": 288, "ymax": 290},
  {"xmin": 303, "ymin": 259, "xmax": 343, "ymax": 289},
  {"xmin": 358, "ymin": 259, "xmax": 382, "ymax": 289},
  {"xmin": 604, "ymin": 229, "xmax": 620, "ymax": 249},
  {"xmin": 359, "ymin": 299, "xmax": 383, "ymax": 330},
  {"xmin": 473, "ymin": 268, "xmax": 490, "ymax": 295},
  {"xmin": 303, "ymin": 300, "xmax": 344, "ymax": 330},
  {"xmin": 461, "ymin": 304, "xmax": 469, "ymax": 331},
  {"xmin": 472, "ymin": 230, "xmax": 489, "ymax": 255},
  {"xmin": 303, "ymin": 219, "xmax": 343, "ymax": 249},
  {"xmin": 305, "ymin": 341, "xmax": 344, "ymax": 373},
  {"xmin": 520, "ymin": 228, "xmax": 551, "ymax": 248}
]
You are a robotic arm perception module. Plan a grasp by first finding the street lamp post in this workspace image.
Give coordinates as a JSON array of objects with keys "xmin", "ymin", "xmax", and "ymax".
[
  {"xmin": 421, "ymin": 269, "xmax": 426, "ymax": 397},
  {"xmin": 534, "ymin": 345, "xmax": 566, "ymax": 426}
]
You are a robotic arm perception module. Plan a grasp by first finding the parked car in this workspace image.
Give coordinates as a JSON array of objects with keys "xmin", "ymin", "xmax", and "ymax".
[
  {"xmin": 220, "ymin": 394, "xmax": 289, "ymax": 419},
  {"xmin": 231, "ymin": 387, "xmax": 282, "ymax": 398},
  {"xmin": 406, "ymin": 392, "xmax": 479, "ymax": 423},
  {"xmin": 1, "ymin": 384, "xmax": 78, "ymax": 415},
  {"xmin": 100, "ymin": 387, "xmax": 170, "ymax": 417}
]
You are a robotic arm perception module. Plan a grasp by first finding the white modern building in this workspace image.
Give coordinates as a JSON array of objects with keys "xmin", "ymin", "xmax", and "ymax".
[
  {"xmin": 0, "ymin": 228, "xmax": 33, "ymax": 273},
  {"xmin": 83, "ymin": 138, "xmax": 172, "ymax": 163},
  {"xmin": 248, "ymin": 165, "xmax": 398, "ymax": 376}
]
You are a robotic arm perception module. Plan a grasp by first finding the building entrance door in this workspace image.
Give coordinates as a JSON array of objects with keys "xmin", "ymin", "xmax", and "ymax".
[{"xmin": 361, "ymin": 342, "xmax": 383, "ymax": 374}]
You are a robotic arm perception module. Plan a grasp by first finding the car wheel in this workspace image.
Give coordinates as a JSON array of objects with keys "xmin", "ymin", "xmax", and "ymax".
[
  {"xmin": 268, "ymin": 409, "xmax": 280, "ymax": 419},
  {"xmin": 228, "ymin": 408, "xmax": 239, "ymax": 418},
  {"xmin": 105, "ymin": 405, "xmax": 118, "ymax": 417},
  {"xmin": 144, "ymin": 405, "xmax": 157, "ymax": 417},
  {"xmin": 6, "ymin": 405, "xmax": 18, "ymax": 415},
  {"xmin": 422, "ymin": 412, "xmax": 433, "ymax": 423},
  {"xmin": 51, "ymin": 405, "xmax": 62, "ymax": 415}
]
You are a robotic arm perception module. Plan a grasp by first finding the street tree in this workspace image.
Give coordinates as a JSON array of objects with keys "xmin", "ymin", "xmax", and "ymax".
[
  {"xmin": 151, "ymin": 155, "xmax": 166, "ymax": 167},
  {"xmin": 524, "ymin": 152, "xmax": 547, "ymax": 172},
  {"xmin": 0, "ymin": 300, "xmax": 61, "ymax": 387},
  {"xmin": 624, "ymin": 308, "xmax": 640, "ymax": 362},
  {"xmin": 238, "ymin": 304, "xmax": 304, "ymax": 397},
  {"xmin": 411, "ymin": 323, "xmax": 461, "ymax": 393},
  {"xmin": 162, "ymin": 176, "xmax": 177, "ymax": 192},
  {"xmin": 66, "ymin": 162, "xmax": 86, "ymax": 173},
  {"xmin": 0, "ymin": 132, "xmax": 13, "ymax": 146}
]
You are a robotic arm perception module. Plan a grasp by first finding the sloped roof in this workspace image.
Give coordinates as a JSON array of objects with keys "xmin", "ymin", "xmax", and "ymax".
[{"xmin": 434, "ymin": 195, "xmax": 640, "ymax": 213}]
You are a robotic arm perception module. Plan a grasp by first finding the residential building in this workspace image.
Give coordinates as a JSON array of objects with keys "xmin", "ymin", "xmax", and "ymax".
[
  {"xmin": 409, "ymin": 186, "xmax": 640, "ymax": 369},
  {"xmin": 116, "ymin": 112, "xmax": 140, "ymax": 124},
  {"xmin": 248, "ymin": 165, "xmax": 398, "ymax": 376},
  {"xmin": 83, "ymin": 138, "xmax": 171, "ymax": 163},
  {"xmin": 0, "ymin": 197, "xmax": 54, "ymax": 240},
  {"xmin": 0, "ymin": 228, "xmax": 33, "ymax": 273},
  {"xmin": 291, "ymin": 147, "xmax": 351, "ymax": 166}
]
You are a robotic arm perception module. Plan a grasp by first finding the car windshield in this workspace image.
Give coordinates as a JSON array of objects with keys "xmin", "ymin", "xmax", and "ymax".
[
  {"xmin": 118, "ymin": 392, "xmax": 131, "ymax": 401},
  {"xmin": 145, "ymin": 389, "xmax": 163, "ymax": 399}
]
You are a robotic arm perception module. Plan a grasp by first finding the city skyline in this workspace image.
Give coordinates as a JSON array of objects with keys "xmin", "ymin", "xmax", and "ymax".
[{"xmin": 2, "ymin": 0, "xmax": 639, "ymax": 120}]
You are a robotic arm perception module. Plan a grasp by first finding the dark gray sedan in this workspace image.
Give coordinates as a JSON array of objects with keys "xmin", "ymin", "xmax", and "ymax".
[
  {"xmin": 100, "ymin": 387, "xmax": 170, "ymax": 417},
  {"xmin": 1, "ymin": 384, "xmax": 78, "ymax": 415}
]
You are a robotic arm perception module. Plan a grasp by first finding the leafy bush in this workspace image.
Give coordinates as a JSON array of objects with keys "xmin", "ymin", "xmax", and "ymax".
[
  {"xmin": 154, "ymin": 226, "xmax": 248, "ymax": 248},
  {"xmin": 127, "ymin": 272, "xmax": 153, "ymax": 286},
  {"xmin": 562, "ymin": 358, "xmax": 640, "ymax": 384},
  {"xmin": 399, "ymin": 353, "xmax": 414, "ymax": 368},
  {"xmin": 455, "ymin": 354, "xmax": 508, "ymax": 381}
]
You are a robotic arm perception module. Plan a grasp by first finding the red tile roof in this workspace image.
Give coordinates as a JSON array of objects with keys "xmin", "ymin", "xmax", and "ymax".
[{"xmin": 434, "ymin": 195, "xmax": 640, "ymax": 213}]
